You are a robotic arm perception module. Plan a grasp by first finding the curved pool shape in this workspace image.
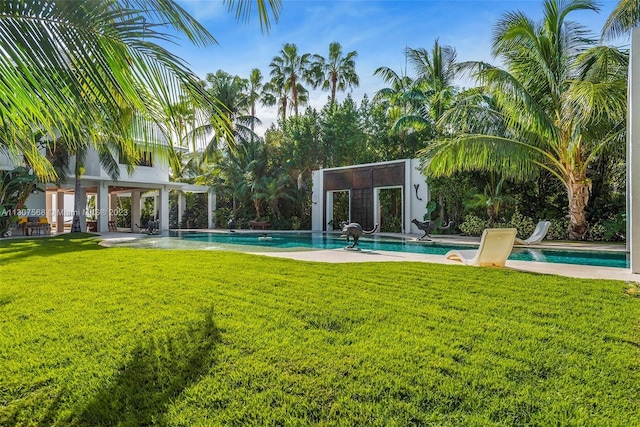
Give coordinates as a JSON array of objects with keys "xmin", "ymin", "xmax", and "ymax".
[{"xmin": 107, "ymin": 231, "xmax": 629, "ymax": 269}]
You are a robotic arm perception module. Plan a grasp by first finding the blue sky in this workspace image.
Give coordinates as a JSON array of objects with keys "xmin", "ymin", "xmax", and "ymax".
[{"xmin": 171, "ymin": 0, "xmax": 625, "ymax": 132}]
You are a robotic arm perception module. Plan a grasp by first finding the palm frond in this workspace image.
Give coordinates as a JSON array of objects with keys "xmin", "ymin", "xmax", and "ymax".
[
  {"xmin": 419, "ymin": 134, "xmax": 553, "ymax": 182},
  {"xmin": 601, "ymin": 0, "xmax": 640, "ymax": 40},
  {"xmin": 222, "ymin": 0, "xmax": 281, "ymax": 33}
]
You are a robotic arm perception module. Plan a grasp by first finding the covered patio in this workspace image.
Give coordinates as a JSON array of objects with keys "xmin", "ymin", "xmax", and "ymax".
[{"xmin": 44, "ymin": 181, "xmax": 213, "ymax": 233}]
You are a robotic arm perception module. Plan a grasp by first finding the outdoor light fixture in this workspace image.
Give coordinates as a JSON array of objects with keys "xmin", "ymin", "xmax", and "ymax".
[{"xmin": 414, "ymin": 184, "xmax": 422, "ymax": 201}]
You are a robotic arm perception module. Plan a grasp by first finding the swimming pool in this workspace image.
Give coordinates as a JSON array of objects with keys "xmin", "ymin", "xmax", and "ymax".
[{"xmin": 114, "ymin": 231, "xmax": 628, "ymax": 269}]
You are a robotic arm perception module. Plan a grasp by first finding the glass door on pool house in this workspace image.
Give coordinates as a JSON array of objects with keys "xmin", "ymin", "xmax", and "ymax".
[
  {"xmin": 326, "ymin": 190, "xmax": 350, "ymax": 230},
  {"xmin": 375, "ymin": 186, "xmax": 403, "ymax": 233}
]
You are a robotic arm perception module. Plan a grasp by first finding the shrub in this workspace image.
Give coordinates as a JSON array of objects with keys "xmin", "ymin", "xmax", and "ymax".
[
  {"xmin": 603, "ymin": 213, "xmax": 626, "ymax": 241},
  {"xmin": 213, "ymin": 208, "xmax": 232, "ymax": 228},
  {"xmin": 459, "ymin": 214, "xmax": 488, "ymax": 236},
  {"xmin": 507, "ymin": 210, "xmax": 536, "ymax": 240},
  {"xmin": 290, "ymin": 216, "xmax": 301, "ymax": 230},
  {"xmin": 588, "ymin": 222, "xmax": 607, "ymax": 241},
  {"xmin": 547, "ymin": 218, "xmax": 569, "ymax": 240},
  {"xmin": 270, "ymin": 217, "xmax": 290, "ymax": 230}
]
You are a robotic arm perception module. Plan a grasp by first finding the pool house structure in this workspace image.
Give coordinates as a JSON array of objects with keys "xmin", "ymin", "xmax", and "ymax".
[{"xmin": 311, "ymin": 159, "xmax": 430, "ymax": 234}]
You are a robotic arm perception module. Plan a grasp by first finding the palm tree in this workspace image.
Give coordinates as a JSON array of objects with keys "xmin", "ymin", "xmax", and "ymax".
[
  {"xmin": 253, "ymin": 173, "xmax": 294, "ymax": 218},
  {"xmin": 315, "ymin": 42, "xmax": 359, "ymax": 106},
  {"xmin": 262, "ymin": 75, "xmax": 309, "ymax": 121},
  {"xmin": 0, "ymin": 0, "xmax": 280, "ymax": 180},
  {"xmin": 198, "ymin": 137, "xmax": 267, "ymax": 221},
  {"xmin": 406, "ymin": 40, "xmax": 458, "ymax": 124},
  {"xmin": 465, "ymin": 174, "xmax": 510, "ymax": 227},
  {"xmin": 225, "ymin": 0, "xmax": 282, "ymax": 33},
  {"xmin": 423, "ymin": 0, "xmax": 628, "ymax": 240},
  {"xmin": 373, "ymin": 66, "xmax": 418, "ymax": 126},
  {"xmin": 384, "ymin": 40, "xmax": 460, "ymax": 139},
  {"xmin": 246, "ymin": 68, "xmax": 265, "ymax": 133},
  {"xmin": 269, "ymin": 43, "xmax": 315, "ymax": 117},
  {"xmin": 0, "ymin": 0, "xmax": 221, "ymax": 180},
  {"xmin": 195, "ymin": 70, "xmax": 261, "ymax": 159}
]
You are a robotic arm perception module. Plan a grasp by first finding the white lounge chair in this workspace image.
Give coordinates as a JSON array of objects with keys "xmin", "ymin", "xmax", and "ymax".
[
  {"xmin": 514, "ymin": 221, "xmax": 551, "ymax": 245},
  {"xmin": 445, "ymin": 228, "xmax": 517, "ymax": 267}
]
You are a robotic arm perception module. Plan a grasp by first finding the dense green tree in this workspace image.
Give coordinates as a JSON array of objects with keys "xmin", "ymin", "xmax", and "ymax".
[
  {"xmin": 423, "ymin": 0, "xmax": 628, "ymax": 239},
  {"xmin": 0, "ymin": 167, "xmax": 40, "ymax": 236},
  {"xmin": 321, "ymin": 95, "xmax": 368, "ymax": 167},
  {"xmin": 276, "ymin": 109, "xmax": 324, "ymax": 174}
]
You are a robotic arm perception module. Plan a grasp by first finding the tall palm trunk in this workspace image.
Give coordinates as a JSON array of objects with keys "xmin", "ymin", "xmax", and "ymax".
[
  {"xmin": 291, "ymin": 75, "xmax": 298, "ymax": 116},
  {"xmin": 71, "ymin": 163, "xmax": 82, "ymax": 232},
  {"xmin": 253, "ymin": 198, "xmax": 261, "ymax": 219},
  {"xmin": 251, "ymin": 102, "xmax": 256, "ymax": 133},
  {"xmin": 487, "ymin": 205, "xmax": 496, "ymax": 227},
  {"xmin": 281, "ymin": 97, "xmax": 287, "ymax": 121},
  {"xmin": 331, "ymin": 73, "xmax": 338, "ymax": 105},
  {"xmin": 567, "ymin": 170, "xmax": 590, "ymax": 240}
]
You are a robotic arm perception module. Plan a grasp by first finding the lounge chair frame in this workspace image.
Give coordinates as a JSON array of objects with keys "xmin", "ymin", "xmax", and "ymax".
[{"xmin": 445, "ymin": 228, "xmax": 517, "ymax": 267}]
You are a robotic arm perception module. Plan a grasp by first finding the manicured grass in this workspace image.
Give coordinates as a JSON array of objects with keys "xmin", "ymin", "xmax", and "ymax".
[{"xmin": 1, "ymin": 234, "xmax": 639, "ymax": 426}]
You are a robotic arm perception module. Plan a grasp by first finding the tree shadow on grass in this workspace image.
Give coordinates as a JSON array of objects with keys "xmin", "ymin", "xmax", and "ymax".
[
  {"xmin": 0, "ymin": 233, "xmax": 105, "ymax": 262},
  {"xmin": 71, "ymin": 308, "xmax": 220, "ymax": 426}
]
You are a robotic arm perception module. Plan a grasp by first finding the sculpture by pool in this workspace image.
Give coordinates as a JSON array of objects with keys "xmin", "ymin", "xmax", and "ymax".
[{"xmin": 340, "ymin": 222, "xmax": 379, "ymax": 249}]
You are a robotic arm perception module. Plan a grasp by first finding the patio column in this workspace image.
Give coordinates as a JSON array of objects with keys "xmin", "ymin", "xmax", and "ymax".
[
  {"xmin": 208, "ymin": 190, "xmax": 215, "ymax": 229},
  {"xmin": 97, "ymin": 182, "xmax": 108, "ymax": 232},
  {"xmin": 131, "ymin": 191, "xmax": 141, "ymax": 233},
  {"xmin": 46, "ymin": 192, "xmax": 53, "ymax": 225},
  {"xmin": 311, "ymin": 170, "xmax": 323, "ymax": 231},
  {"xmin": 56, "ymin": 190, "xmax": 65, "ymax": 233},
  {"xmin": 159, "ymin": 185, "xmax": 169, "ymax": 231},
  {"xmin": 177, "ymin": 191, "xmax": 186, "ymax": 228},
  {"xmin": 629, "ymin": 29, "xmax": 640, "ymax": 273}
]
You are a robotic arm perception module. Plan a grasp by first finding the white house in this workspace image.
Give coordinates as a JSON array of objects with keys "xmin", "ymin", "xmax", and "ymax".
[{"xmin": 1, "ymin": 141, "xmax": 213, "ymax": 233}]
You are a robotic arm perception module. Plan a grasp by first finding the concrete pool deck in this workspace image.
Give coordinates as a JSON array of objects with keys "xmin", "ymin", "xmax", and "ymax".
[{"xmin": 93, "ymin": 230, "xmax": 640, "ymax": 283}]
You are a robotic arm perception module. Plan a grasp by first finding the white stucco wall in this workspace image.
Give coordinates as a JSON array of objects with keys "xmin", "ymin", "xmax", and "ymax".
[
  {"xmin": 311, "ymin": 170, "xmax": 323, "ymax": 231},
  {"xmin": 628, "ymin": 28, "xmax": 640, "ymax": 273},
  {"xmin": 407, "ymin": 159, "xmax": 429, "ymax": 234}
]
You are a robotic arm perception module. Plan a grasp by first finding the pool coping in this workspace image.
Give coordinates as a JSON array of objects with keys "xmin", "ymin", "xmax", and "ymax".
[{"xmin": 94, "ymin": 231, "xmax": 639, "ymax": 283}]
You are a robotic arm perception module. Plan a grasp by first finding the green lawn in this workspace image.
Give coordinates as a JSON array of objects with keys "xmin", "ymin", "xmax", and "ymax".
[{"xmin": 1, "ymin": 234, "xmax": 639, "ymax": 426}]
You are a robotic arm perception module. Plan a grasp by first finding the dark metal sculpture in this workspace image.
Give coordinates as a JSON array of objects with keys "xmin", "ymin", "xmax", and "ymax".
[
  {"xmin": 136, "ymin": 219, "xmax": 159, "ymax": 235},
  {"xmin": 411, "ymin": 218, "xmax": 453, "ymax": 240},
  {"xmin": 340, "ymin": 222, "xmax": 379, "ymax": 249}
]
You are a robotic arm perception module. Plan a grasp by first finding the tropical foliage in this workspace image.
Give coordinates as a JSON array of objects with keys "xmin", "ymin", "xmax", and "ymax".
[
  {"xmin": 1, "ymin": 0, "xmax": 631, "ymax": 240},
  {"xmin": 0, "ymin": 167, "xmax": 40, "ymax": 236},
  {"xmin": 420, "ymin": 0, "xmax": 628, "ymax": 239},
  {"xmin": 0, "ymin": 0, "xmax": 221, "ymax": 180}
]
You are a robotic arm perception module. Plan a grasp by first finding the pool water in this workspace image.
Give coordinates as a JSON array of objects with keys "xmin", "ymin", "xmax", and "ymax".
[{"xmin": 158, "ymin": 231, "xmax": 629, "ymax": 269}]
